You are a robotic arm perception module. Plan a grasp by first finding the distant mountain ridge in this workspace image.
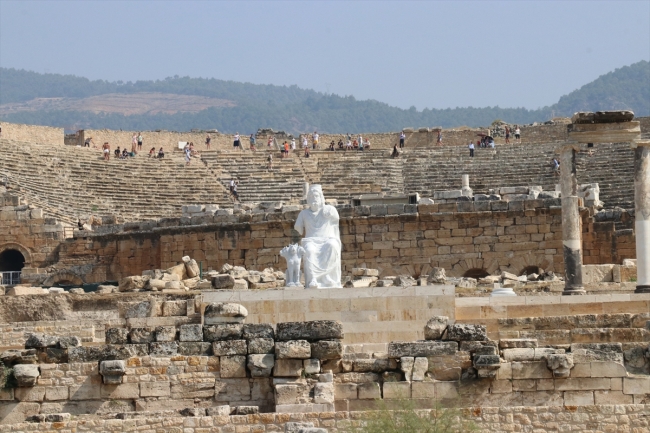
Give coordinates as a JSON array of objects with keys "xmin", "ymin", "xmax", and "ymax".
[{"xmin": 0, "ymin": 61, "xmax": 647, "ymax": 134}]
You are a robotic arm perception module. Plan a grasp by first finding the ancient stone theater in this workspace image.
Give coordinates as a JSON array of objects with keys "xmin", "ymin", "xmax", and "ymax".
[{"xmin": 0, "ymin": 112, "xmax": 647, "ymax": 432}]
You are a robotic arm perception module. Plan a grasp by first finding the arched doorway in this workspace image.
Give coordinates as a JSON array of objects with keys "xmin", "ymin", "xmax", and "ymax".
[
  {"xmin": 0, "ymin": 249, "xmax": 25, "ymax": 285},
  {"xmin": 463, "ymin": 268, "xmax": 490, "ymax": 279},
  {"xmin": 519, "ymin": 265, "xmax": 540, "ymax": 276}
]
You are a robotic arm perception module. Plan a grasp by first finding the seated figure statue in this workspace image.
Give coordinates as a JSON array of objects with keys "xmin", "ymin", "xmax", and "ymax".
[
  {"xmin": 294, "ymin": 185, "xmax": 342, "ymax": 289},
  {"xmin": 280, "ymin": 243, "xmax": 306, "ymax": 287}
]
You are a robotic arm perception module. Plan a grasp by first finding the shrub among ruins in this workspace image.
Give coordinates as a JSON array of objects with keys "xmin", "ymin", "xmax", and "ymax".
[
  {"xmin": 0, "ymin": 361, "xmax": 15, "ymax": 389},
  {"xmin": 345, "ymin": 398, "xmax": 476, "ymax": 433}
]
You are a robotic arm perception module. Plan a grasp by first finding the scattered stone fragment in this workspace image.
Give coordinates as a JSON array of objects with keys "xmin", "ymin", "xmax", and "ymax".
[{"xmin": 424, "ymin": 316, "xmax": 448, "ymax": 340}]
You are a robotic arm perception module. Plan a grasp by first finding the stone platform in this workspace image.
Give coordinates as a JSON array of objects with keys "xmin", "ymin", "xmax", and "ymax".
[{"xmin": 202, "ymin": 285, "xmax": 456, "ymax": 345}]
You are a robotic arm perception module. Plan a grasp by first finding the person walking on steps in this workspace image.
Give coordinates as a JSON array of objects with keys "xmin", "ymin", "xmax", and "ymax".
[
  {"xmin": 469, "ymin": 141, "xmax": 475, "ymax": 157},
  {"xmin": 505, "ymin": 126, "xmax": 510, "ymax": 144},
  {"xmin": 205, "ymin": 134, "xmax": 212, "ymax": 149},
  {"xmin": 137, "ymin": 133, "xmax": 143, "ymax": 151},
  {"xmin": 437, "ymin": 129, "xmax": 443, "ymax": 145},
  {"xmin": 515, "ymin": 127, "xmax": 521, "ymax": 143},
  {"xmin": 267, "ymin": 152, "xmax": 273, "ymax": 171},
  {"xmin": 399, "ymin": 131, "xmax": 405, "ymax": 148},
  {"xmin": 249, "ymin": 134, "xmax": 256, "ymax": 152}
]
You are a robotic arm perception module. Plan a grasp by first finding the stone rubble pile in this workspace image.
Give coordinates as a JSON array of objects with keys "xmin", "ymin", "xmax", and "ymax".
[
  {"xmin": 209, "ymin": 263, "xmax": 286, "ymax": 290},
  {"xmin": 115, "ymin": 255, "xmax": 212, "ymax": 293}
]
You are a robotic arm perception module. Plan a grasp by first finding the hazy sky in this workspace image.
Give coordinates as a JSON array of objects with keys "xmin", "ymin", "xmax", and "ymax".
[{"xmin": 1, "ymin": 1, "xmax": 648, "ymax": 110}]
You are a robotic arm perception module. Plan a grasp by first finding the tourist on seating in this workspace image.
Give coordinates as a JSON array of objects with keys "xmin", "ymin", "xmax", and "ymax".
[
  {"xmin": 338, "ymin": 139, "xmax": 344, "ymax": 150},
  {"xmin": 233, "ymin": 133, "xmax": 241, "ymax": 151},
  {"xmin": 131, "ymin": 134, "xmax": 138, "ymax": 154},
  {"xmin": 364, "ymin": 138, "xmax": 370, "ymax": 150},
  {"xmin": 122, "ymin": 148, "xmax": 129, "ymax": 159},
  {"xmin": 304, "ymin": 147, "xmax": 311, "ymax": 158},
  {"xmin": 488, "ymin": 138, "xmax": 495, "ymax": 148},
  {"xmin": 102, "ymin": 142, "xmax": 110, "ymax": 161},
  {"xmin": 552, "ymin": 158, "xmax": 560, "ymax": 176},
  {"xmin": 268, "ymin": 136, "xmax": 274, "ymax": 149},
  {"xmin": 184, "ymin": 144, "xmax": 191, "ymax": 165},
  {"xmin": 148, "ymin": 147, "xmax": 156, "ymax": 157},
  {"xmin": 231, "ymin": 181, "xmax": 239, "ymax": 201},
  {"xmin": 157, "ymin": 147, "xmax": 165, "ymax": 158},
  {"xmin": 505, "ymin": 126, "xmax": 511, "ymax": 144},
  {"xmin": 515, "ymin": 127, "xmax": 521, "ymax": 143},
  {"xmin": 391, "ymin": 144, "xmax": 400, "ymax": 158},
  {"xmin": 249, "ymin": 134, "xmax": 257, "ymax": 152},
  {"xmin": 114, "ymin": 146, "xmax": 121, "ymax": 158},
  {"xmin": 346, "ymin": 140, "xmax": 352, "ymax": 151},
  {"xmin": 312, "ymin": 131, "xmax": 319, "ymax": 149},
  {"xmin": 137, "ymin": 133, "xmax": 143, "ymax": 151},
  {"xmin": 399, "ymin": 131, "xmax": 405, "ymax": 148},
  {"xmin": 357, "ymin": 135, "xmax": 362, "ymax": 150},
  {"xmin": 329, "ymin": 140, "xmax": 335, "ymax": 151},
  {"xmin": 437, "ymin": 130, "xmax": 443, "ymax": 145},
  {"xmin": 267, "ymin": 152, "xmax": 273, "ymax": 170},
  {"xmin": 469, "ymin": 141, "xmax": 475, "ymax": 157},
  {"xmin": 205, "ymin": 134, "xmax": 211, "ymax": 149}
]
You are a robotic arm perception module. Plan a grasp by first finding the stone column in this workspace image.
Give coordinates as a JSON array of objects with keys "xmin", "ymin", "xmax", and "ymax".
[
  {"xmin": 633, "ymin": 140, "xmax": 650, "ymax": 293},
  {"xmin": 559, "ymin": 144, "xmax": 585, "ymax": 295},
  {"xmin": 461, "ymin": 175, "xmax": 472, "ymax": 197}
]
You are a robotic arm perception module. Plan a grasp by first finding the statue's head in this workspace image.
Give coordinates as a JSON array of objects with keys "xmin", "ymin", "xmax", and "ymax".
[
  {"xmin": 307, "ymin": 185, "xmax": 325, "ymax": 212},
  {"xmin": 289, "ymin": 244, "xmax": 298, "ymax": 254}
]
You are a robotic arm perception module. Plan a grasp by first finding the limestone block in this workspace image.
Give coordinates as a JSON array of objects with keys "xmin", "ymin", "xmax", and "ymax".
[
  {"xmin": 14, "ymin": 365, "xmax": 39, "ymax": 387},
  {"xmin": 623, "ymin": 377, "xmax": 650, "ymax": 395},
  {"xmin": 100, "ymin": 383, "xmax": 139, "ymax": 400},
  {"xmin": 154, "ymin": 326, "xmax": 177, "ymax": 342},
  {"xmin": 571, "ymin": 343, "xmax": 624, "ymax": 363},
  {"xmin": 590, "ymin": 361, "xmax": 627, "ymax": 378},
  {"xmin": 179, "ymin": 324, "xmax": 203, "ymax": 342},
  {"xmin": 248, "ymin": 338, "xmax": 275, "ymax": 354},
  {"xmin": 319, "ymin": 372, "xmax": 333, "ymax": 382},
  {"xmin": 215, "ymin": 377, "xmax": 251, "ymax": 401},
  {"xmin": 234, "ymin": 406, "xmax": 259, "ymax": 415},
  {"xmin": 167, "ymin": 263, "xmax": 188, "ymax": 280},
  {"xmin": 105, "ymin": 328, "xmax": 129, "ymax": 345},
  {"xmin": 276, "ymin": 340, "xmax": 312, "ymax": 359},
  {"xmin": 383, "ymin": 382, "xmax": 411, "ymax": 399},
  {"xmin": 247, "ymin": 354, "xmax": 274, "ymax": 377},
  {"xmin": 171, "ymin": 377, "xmax": 216, "ymax": 399},
  {"xmin": 233, "ymin": 279, "xmax": 249, "ymax": 290},
  {"xmin": 140, "ymin": 381, "xmax": 171, "ymax": 397},
  {"xmin": 182, "ymin": 256, "xmax": 200, "ymax": 278},
  {"xmin": 24, "ymin": 333, "xmax": 60, "ymax": 349},
  {"xmin": 411, "ymin": 357, "xmax": 428, "ymax": 381},
  {"xmin": 203, "ymin": 324, "xmax": 244, "ymax": 341},
  {"xmin": 276, "ymin": 321, "xmax": 343, "ymax": 341},
  {"xmin": 445, "ymin": 324, "xmax": 487, "ymax": 341},
  {"xmin": 149, "ymin": 342, "xmax": 178, "ymax": 356},
  {"xmin": 99, "ymin": 360, "xmax": 126, "ymax": 385},
  {"xmin": 212, "ymin": 274, "xmax": 235, "ymax": 289},
  {"xmin": 274, "ymin": 359, "xmax": 304, "ymax": 377},
  {"xmin": 511, "ymin": 361, "xmax": 554, "ymax": 379},
  {"xmin": 400, "ymin": 357, "xmax": 414, "ymax": 381},
  {"xmin": 564, "ymin": 391, "xmax": 594, "ymax": 406},
  {"xmin": 499, "ymin": 339, "xmax": 537, "ymax": 349},
  {"xmin": 285, "ymin": 422, "xmax": 315, "ymax": 433},
  {"xmin": 206, "ymin": 405, "xmax": 231, "ymax": 416},
  {"xmin": 388, "ymin": 341, "xmax": 458, "ymax": 358},
  {"xmin": 220, "ymin": 355, "xmax": 247, "ymax": 378},
  {"xmin": 334, "ymin": 383, "xmax": 357, "ymax": 400},
  {"xmin": 204, "ymin": 303, "xmax": 248, "ymax": 324},
  {"xmin": 212, "ymin": 340, "xmax": 248, "ymax": 356},
  {"xmin": 474, "ymin": 355, "xmax": 501, "ymax": 370},
  {"xmin": 613, "ymin": 265, "xmax": 637, "ymax": 283},
  {"xmin": 335, "ymin": 372, "xmax": 380, "ymax": 383},
  {"xmin": 303, "ymin": 358, "xmax": 321, "ymax": 375},
  {"xmin": 242, "ymin": 323, "xmax": 274, "ymax": 340},
  {"xmin": 123, "ymin": 300, "xmax": 156, "ymax": 318},
  {"xmin": 353, "ymin": 359, "xmax": 390, "ymax": 373},
  {"xmin": 129, "ymin": 327, "xmax": 154, "ymax": 344},
  {"xmin": 118, "ymin": 276, "xmax": 148, "ymax": 292},
  {"xmin": 582, "ymin": 264, "xmax": 614, "ymax": 284},
  {"xmin": 424, "ymin": 316, "xmax": 449, "ymax": 340},
  {"xmin": 502, "ymin": 348, "xmax": 536, "ymax": 362},
  {"xmin": 229, "ymin": 266, "xmax": 249, "ymax": 279},
  {"xmin": 314, "ymin": 382, "xmax": 335, "ymax": 404},
  {"xmin": 182, "ymin": 277, "xmax": 200, "ymax": 290},
  {"xmin": 6, "ymin": 287, "xmax": 47, "ymax": 295},
  {"xmin": 162, "ymin": 300, "xmax": 187, "ymax": 316},
  {"xmin": 164, "ymin": 281, "xmax": 183, "ymax": 291},
  {"xmin": 178, "ymin": 342, "xmax": 212, "ymax": 356},
  {"xmin": 275, "ymin": 384, "xmax": 310, "ymax": 405}
]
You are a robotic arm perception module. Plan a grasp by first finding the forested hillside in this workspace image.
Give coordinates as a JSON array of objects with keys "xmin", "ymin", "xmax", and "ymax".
[{"xmin": 0, "ymin": 60, "xmax": 647, "ymax": 133}]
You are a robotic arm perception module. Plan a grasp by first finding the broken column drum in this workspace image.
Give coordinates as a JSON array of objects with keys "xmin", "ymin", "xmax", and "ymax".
[
  {"xmin": 633, "ymin": 140, "xmax": 650, "ymax": 293},
  {"xmin": 559, "ymin": 144, "xmax": 585, "ymax": 295}
]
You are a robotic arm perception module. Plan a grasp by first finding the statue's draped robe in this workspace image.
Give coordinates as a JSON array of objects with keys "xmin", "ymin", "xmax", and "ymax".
[{"xmin": 294, "ymin": 205, "xmax": 342, "ymax": 288}]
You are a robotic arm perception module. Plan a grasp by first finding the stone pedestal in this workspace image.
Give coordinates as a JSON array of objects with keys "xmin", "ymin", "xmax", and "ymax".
[
  {"xmin": 633, "ymin": 140, "xmax": 650, "ymax": 293},
  {"xmin": 461, "ymin": 174, "xmax": 472, "ymax": 197},
  {"xmin": 491, "ymin": 283, "xmax": 516, "ymax": 297},
  {"xmin": 559, "ymin": 145, "xmax": 585, "ymax": 295}
]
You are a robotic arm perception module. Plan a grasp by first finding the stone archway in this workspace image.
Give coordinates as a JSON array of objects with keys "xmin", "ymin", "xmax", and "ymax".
[
  {"xmin": 463, "ymin": 268, "xmax": 490, "ymax": 279},
  {"xmin": 0, "ymin": 249, "xmax": 25, "ymax": 272},
  {"xmin": 43, "ymin": 271, "xmax": 84, "ymax": 287},
  {"xmin": 0, "ymin": 243, "xmax": 32, "ymax": 268}
]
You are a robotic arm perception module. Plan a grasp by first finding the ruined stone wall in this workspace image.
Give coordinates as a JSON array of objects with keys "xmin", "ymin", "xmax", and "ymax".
[
  {"xmin": 0, "ymin": 192, "xmax": 67, "ymax": 274},
  {"xmin": 0, "ymin": 122, "xmax": 64, "ymax": 146},
  {"xmin": 50, "ymin": 201, "xmax": 636, "ymax": 285}
]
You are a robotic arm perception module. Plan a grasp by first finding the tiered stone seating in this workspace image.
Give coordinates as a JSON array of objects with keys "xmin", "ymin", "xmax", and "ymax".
[
  {"xmin": 0, "ymin": 139, "xmax": 231, "ymax": 223},
  {"xmin": 200, "ymin": 151, "xmax": 306, "ymax": 203}
]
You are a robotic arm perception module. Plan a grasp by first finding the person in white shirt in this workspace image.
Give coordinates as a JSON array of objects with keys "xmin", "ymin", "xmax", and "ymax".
[
  {"xmin": 234, "ymin": 133, "xmax": 241, "ymax": 151},
  {"xmin": 302, "ymin": 137, "xmax": 308, "ymax": 149},
  {"xmin": 469, "ymin": 142, "xmax": 475, "ymax": 157},
  {"xmin": 399, "ymin": 131, "xmax": 406, "ymax": 148},
  {"xmin": 291, "ymin": 138, "xmax": 296, "ymax": 150},
  {"xmin": 312, "ymin": 132, "xmax": 319, "ymax": 149}
]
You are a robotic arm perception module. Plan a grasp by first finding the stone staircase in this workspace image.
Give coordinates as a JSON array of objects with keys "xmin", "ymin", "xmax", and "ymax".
[{"xmin": 0, "ymin": 139, "xmax": 231, "ymax": 223}]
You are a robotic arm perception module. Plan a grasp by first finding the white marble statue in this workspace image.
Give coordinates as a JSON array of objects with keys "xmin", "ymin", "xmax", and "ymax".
[
  {"xmin": 280, "ymin": 244, "xmax": 306, "ymax": 287},
  {"xmin": 294, "ymin": 185, "xmax": 342, "ymax": 288}
]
